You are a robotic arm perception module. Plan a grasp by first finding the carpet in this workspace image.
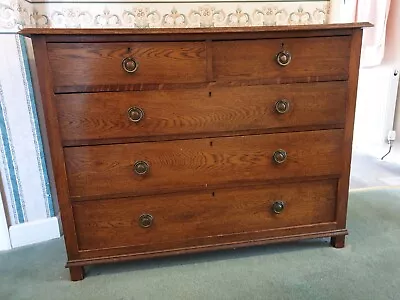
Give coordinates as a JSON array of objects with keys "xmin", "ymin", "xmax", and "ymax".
[{"xmin": 1, "ymin": 187, "xmax": 400, "ymax": 300}]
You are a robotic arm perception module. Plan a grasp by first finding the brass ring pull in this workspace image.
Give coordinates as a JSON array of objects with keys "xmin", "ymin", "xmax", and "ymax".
[
  {"xmin": 273, "ymin": 149, "xmax": 287, "ymax": 164},
  {"xmin": 133, "ymin": 160, "xmax": 149, "ymax": 175},
  {"xmin": 122, "ymin": 57, "xmax": 139, "ymax": 73},
  {"xmin": 127, "ymin": 107, "xmax": 144, "ymax": 123},
  {"xmin": 272, "ymin": 201, "xmax": 285, "ymax": 214},
  {"xmin": 276, "ymin": 50, "xmax": 292, "ymax": 66},
  {"xmin": 275, "ymin": 99, "xmax": 290, "ymax": 114},
  {"xmin": 139, "ymin": 214, "xmax": 153, "ymax": 228}
]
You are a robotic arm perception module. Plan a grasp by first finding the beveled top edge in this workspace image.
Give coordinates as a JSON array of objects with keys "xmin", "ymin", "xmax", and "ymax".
[{"xmin": 19, "ymin": 22, "xmax": 373, "ymax": 36}]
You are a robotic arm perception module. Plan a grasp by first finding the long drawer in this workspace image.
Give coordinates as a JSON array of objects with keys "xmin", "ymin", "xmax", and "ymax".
[
  {"xmin": 213, "ymin": 36, "xmax": 351, "ymax": 82},
  {"xmin": 65, "ymin": 129, "xmax": 344, "ymax": 200},
  {"xmin": 73, "ymin": 180, "xmax": 337, "ymax": 251},
  {"xmin": 57, "ymin": 82, "xmax": 347, "ymax": 145},
  {"xmin": 48, "ymin": 42, "xmax": 207, "ymax": 90}
]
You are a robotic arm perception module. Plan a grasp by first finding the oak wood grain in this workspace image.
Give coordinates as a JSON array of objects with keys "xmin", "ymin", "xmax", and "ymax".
[
  {"xmin": 53, "ymin": 76, "xmax": 349, "ymax": 94},
  {"xmin": 19, "ymin": 23, "xmax": 372, "ymax": 36},
  {"xmin": 65, "ymin": 130, "xmax": 344, "ymax": 199},
  {"xmin": 44, "ymin": 30, "xmax": 357, "ymax": 44},
  {"xmin": 22, "ymin": 24, "xmax": 370, "ymax": 280},
  {"xmin": 335, "ymin": 28, "xmax": 364, "ymax": 248},
  {"xmin": 57, "ymin": 82, "xmax": 347, "ymax": 145},
  {"xmin": 73, "ymin": 180, "xmax": 337, "ymax": 251},
  {"xmin": 48, "ymin": 42, "xmax": 207, "ymax": 89},
  {"xmin": 30, "ymin": 37, "xmax": 81, "ymax": 259},
  {"xmin": 61, "ymin": 125, "xmax": 344, "ymax": 148},
  {"xmin": 213, "ymin": 36, "xmax": 351, "ymax": 82},
  {"xmin": 70, "ymin": 227, "xmax": 346, "ymax": 266}
]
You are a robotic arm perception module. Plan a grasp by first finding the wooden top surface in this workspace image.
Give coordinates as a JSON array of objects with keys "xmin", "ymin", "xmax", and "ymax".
[{"xmin": 19, "ymin": 22, "xmax": 372, "ymax": 36}]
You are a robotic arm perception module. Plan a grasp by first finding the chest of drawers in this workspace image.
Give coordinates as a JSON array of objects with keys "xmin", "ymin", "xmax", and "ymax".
[{"xmin": 21, "ymin": 23, "xmax": 371, "ymax": 281}]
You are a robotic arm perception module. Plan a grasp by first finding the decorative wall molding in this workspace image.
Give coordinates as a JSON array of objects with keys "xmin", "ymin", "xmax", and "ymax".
[{"xmin": 1, "ymin": 0, "xmax": 329, "ymax": 31}]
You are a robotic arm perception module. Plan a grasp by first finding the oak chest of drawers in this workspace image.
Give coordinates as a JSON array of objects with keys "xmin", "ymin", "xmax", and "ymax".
[{"xmin": 21, "ymin": 23, "xmax": 370, "ymax": 281}]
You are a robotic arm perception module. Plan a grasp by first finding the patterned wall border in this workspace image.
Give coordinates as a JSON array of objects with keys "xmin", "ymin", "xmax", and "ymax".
[{"xmin": 1, "ymin": 0, "xmax": 329, "ymax": 31}]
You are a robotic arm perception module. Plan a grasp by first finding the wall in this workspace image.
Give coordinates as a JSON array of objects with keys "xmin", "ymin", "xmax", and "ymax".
[
  {"xmin": 332, "ymin": 0, "xmax": 400, "ymax": 163},
  {"xmin": 385, "ymin": 1, "xmax": 400, "ymax": 157},
  {"xmin": 29, "ymin": 1, "xmax": 330, "ymax": 28},
  {"xmin": 0, "ymin": 185, "xmax": 11, "ymax": 250},
  {"xmin": 0, "ymin": 0, "xmax": 330, "ymax": 249},
  {"xmin": 0, "ymin": 0, "xmax": 60, "ymax": 248},
  {"xmin": 356, "ymin": 1, "xmax": 400, "ymax": 163}
]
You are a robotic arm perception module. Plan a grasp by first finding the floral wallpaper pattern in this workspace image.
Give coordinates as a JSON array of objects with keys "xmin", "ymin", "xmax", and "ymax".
[
  {"xmin": 1, "ymin": 0, "xmax": 330, "ymax": 31},
  {"xmin": 0, "ymin": 0, "xmax": 32, "ymax": 30}
]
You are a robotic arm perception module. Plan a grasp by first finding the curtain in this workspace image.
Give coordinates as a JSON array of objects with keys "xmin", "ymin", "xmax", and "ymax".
[{"xmin": 348, "ymin": 0, "xmax": 392, "ymax": 67}]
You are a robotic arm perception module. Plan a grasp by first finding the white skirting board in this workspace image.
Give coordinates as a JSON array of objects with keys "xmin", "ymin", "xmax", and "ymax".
[
  {"xmin": 0, "ymin": 197, "xmax": 11, "ymax": 251},
  {"xmin": 9, "ymin": 216, "xmax": 61, "ymax": 248}
]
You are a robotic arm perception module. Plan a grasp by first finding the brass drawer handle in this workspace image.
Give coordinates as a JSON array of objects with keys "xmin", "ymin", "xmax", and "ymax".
[
  {"xmin": 276, "ymin": 50, "xmax": 292, "ymax": 67},
  {"xmin": 272, "ymin": 201, "xmax": 285, "ymax": 214},
  {"xmin": 127, "ymin": 106, "xmax": 144, "ymax": 123},
  {"xmin": 273, "ymin": 149, "xmax": 287, "ymax": 164},
  {"xmin": 275, "ymin": 99, "xmax": 290, "ymax": 114},
  {"xmin": 122, "ymin": 57, "xmax": 139, "ymax": 73},
  {"xmin": 139, "ymin": 214, "xmax": 153, "ymax": 228},
  {"xmin": 133, "ymin": 160, "xmax": 149, "ymax": 175}
]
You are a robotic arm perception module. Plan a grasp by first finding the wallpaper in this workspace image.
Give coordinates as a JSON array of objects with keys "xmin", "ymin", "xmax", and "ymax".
[
  {"xmin": 1, "ymin": 0, "xmax": 330, "ymax": 32},
  {"xmin": 0, "ymin": 34, "xmax": 54, "ymax": 225}
]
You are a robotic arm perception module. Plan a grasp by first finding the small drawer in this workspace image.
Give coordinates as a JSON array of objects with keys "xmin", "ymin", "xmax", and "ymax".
[
  {"xmin": 72, "ymin": 180, "xmax": 337, "ymax": 251},
  {"xmin": 213, "ymin": 36, "xmax": 351, "ymax": 82},
  {"xmin": 57, "ymin": 81, "xmax": 347, "ymax": 145},
  {"xmin": 65, "ymin": 129, "xmax": 344, "ymax": 200},
  {"xmin": 48, "ymin": 42, "xmax": 207, "ymax": 92}
]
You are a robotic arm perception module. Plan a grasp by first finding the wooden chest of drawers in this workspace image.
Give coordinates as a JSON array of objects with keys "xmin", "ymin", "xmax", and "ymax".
[{"xmin": 21, "ymin": 23, "xmax": 370, "ymax": 281}]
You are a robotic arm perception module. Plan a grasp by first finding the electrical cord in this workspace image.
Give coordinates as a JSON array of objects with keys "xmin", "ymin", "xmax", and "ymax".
[{"xmin": 381, "ymin": 141, "xmax": 393, "ymax": 160}]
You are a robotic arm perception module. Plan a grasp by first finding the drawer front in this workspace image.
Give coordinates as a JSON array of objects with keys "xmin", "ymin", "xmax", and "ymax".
[
  {"xmin": 65, "ymin": 130, "xmax": 344, "ymax": 199},
  {"xmin": 48, "ymin": 42, "xmax": 207, "ymax": 90},
  {"xmin": 213, "ymin": 36, "xmax": 351, "ymax": 82},
  {"xmin": 57, "ymin": 82, "xmax": 347, "ymax": 145},
  {"xmin": 73, "ymin": 180, "xmax": 337, "ymax": 251}
]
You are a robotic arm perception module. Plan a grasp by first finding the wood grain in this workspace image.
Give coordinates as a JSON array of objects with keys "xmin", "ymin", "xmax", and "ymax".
[
  {"xmin": 30, "ymin": 37, "xmax": 81, "ymax": 260},
  {"xmin": 73, "ymin": 180, "xmax": 337, "ymax": 251},
  {"xmin": 213, "ymin": 36, "xmax": 351, "ymax": 82},
  {"xmin": 23, "ymin": 24, "xmax": 370, "ymax": 280},
  {"xmin": 70, "ymin": 226, "xmax": 346, "ymax": 266},
  {"xmin": 19, "ymin": 23, "xmax": 372, "ymax": 36},
  {"xmin": 53, "ymin": 77, "xmax": 349, "ymax": 94},
  {"xmin": 334, "ymin": 28, "xmax": 364, "ymax": 247},
  {"xmin": 65, "ymin": 130, "xmax": 344, "ymax": 199},
  {"xmin": 57, "ymin": 81, "xmax": 347, "ymax": 145},
  {"xmin": 43, "ymin": 31, "xmax": 357, "ymax": 44},
  {"xmin": 48, "ymin": 42, "xmax": 207, "ymax": 89}
]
